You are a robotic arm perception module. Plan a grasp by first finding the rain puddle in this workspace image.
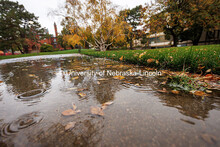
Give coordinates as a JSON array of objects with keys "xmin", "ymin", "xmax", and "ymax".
[{"xmin": 0, "ymin": 54, "xmax": 219, "ymax": 146}]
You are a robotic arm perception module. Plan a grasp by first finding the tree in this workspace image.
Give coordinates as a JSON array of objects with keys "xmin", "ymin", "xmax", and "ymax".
[
  {"xmin": 120, "ymin": 5, "xmax": 143, "ymax": 49},
  {"xmin": 143, "ymin": 0, "xmax": 191, "ymax": 47},
  {"xmin": 58, "ymin": 0, "xmax": 128, "ymax": 51},
  {"xmin": 0, "ymin": 0, "xmax": 44, "ymax": 54},
  {"xmin": 143, "ymin": 0, "xmax": 220, "ymax": 47},
  {"xmin": 180, "ymin": 0, "xmax": 220, "ymax": 45}
]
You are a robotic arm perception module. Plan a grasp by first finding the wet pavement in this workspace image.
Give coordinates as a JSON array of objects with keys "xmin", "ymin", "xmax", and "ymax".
[{"xmin": 0, "ymin": 54, "xmax": 219, "ymax": 147}]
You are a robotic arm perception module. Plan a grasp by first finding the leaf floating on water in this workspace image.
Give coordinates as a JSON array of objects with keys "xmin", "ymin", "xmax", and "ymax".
[
  {"xmin": 62, "ymin": 103, "xmax": 81, "ymax": 116},
  {"xmin": 101, "ymin": 105, "xmax": 107, "ymax": 110},
  {"xmin": 62, "ymin": 109, "xmax": 77, "ymax": 116},
  {"xmin": 102, "ymin": 101, "xmax": 114, "ymax": 106},
  {"xmin": 135, "ymin": 83, "xmax": 141, "ymax": 87},
  {"xmin": 67, "ymin": 87, "xmax": 77, "ymax": 90},
  {"xmin": 77, "ymin": 88, "xmax": 87, "ymax": 92},
  {"xmin": 171, "ymin": 90, "xmax": 180, "ymax": 95},
  {"xmin": 98, "ymin": 78, "xmax": 108, "ymax": 81},
  {"xmin": 65, "ymin": 121, "xmax": 76, "ymax": 130},
  {"xmin": 124, "ymin": 81, "xmax": 133, "ymax": 84},
  {"xmin": 201, "ymin": 133, "xmax": 217, "ymax": 144},
  {"xmin": 72, "ymin": 103, "xmax": 77, "ymax": 111},
  {"xmin": 194, "ymin": 91, "xmax": 207, "ymax": 97},
  {"xmin": 90, "ymin": 107, "xmax": 104, "ymax": 116},
  {"xmin": 113, "ymin": 76, "xmax": 125, "ymax": 80},
  {"xmin": 157, "ymin": 88, "xmax": 168, "ymax": 93},
  {"xmin": 78, "ymin": 92, "xmax": 86, "ymax": 97},
  {"xmin": 28, "ymin": 74, "xmax": 35, "ymax": 77},
  {"xmin": 72, "ymin": 76, "xmax": 79, "ymax": 80}
]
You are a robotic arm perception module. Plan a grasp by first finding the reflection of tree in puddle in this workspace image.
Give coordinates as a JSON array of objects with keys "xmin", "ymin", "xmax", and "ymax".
[
  {"xmin": 28, "ymin": 116, "xmax": 104, "ymax": 146},
  {"xmin": 157, "ymin": 93, "xmax": 218, "ymax": 120},
  {"xmin": 0, "ymin": 60, "xmax": 58, "ymax": 95},
  {"xmin": 61, "ymin": 57, "xmax": 123, "ymax": 104}
]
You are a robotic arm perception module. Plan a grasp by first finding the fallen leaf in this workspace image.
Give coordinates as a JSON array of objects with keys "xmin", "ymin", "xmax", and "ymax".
[
  {"xmin": 101, "ymin": 105, "xmax": 107, "ymax": 110},
  {"xmin": 205, "ymin": 69, "xmax": 211, "ymax": 73},
  {"xmin": 124, "ymin": 81, "xmax": 133, "ymax": 84},
  {"xmin": 78, "ymin": 93, "xmax": 86, "ymax": 97},
  {"xmin": 72, "ymin": 103, "xmax": 77, "ymax": 111},
  {"xmin": 28, "ymin": 74, "xmax": 35, "ymax": 77},
  {"xmin": 135, "ymin": 83, "xmax": 141, "ymax": 87},
  {"xmin": 65, "ymin": 122, "xmax": 76, "ymax": 130},
  {"xmin": 147, "ymin": 58, "xmax": 155, "ymax": 63},
  {"xmin": 72, "ymin": 77, "xmax": 79, "ymax": 80},
  {"xmin": 67, "ymin": 87, "xmax": 77, "ymax": 90},
  {"xmin": 156, "ymin": 60, "xmax": 159, "ymax": 64},
  {"xmin": 113, "ymin": 76, "xmax": 125, "ymax": 80},
  {"xmin": 171, "ymin": 90, "xmax": 180, "ymax": 95},
  {"xmin": 161, "ymin": 81, "xmax": 167, "ymax": 85},
  {"xmin": 203, "ymin": 74, "xmax": 213, "ymax": 80},
  {"xmin": 102, "ymin": 101, "xmax": 114, "ymax": 106},
  {"xmin": 98, "ymin": 78, "xmax": 108, "ymax": 81},
  {"xmin": 119, "ymin": 56, "xmax": 124, "ymax": 61},
  {"xmin": 194, "ymin": 91, "xmax": 207, "ymax": 97},
  {"xmin": 0, "ymin": 81, "xmax": 3, "ymax": 83},
  {"xmin": 201, "ymin": 133, "xmax": 217, "ymax": 144},
  {"xmin": 157, "ymin": 88, "xmax": 168, "ymax": 93},
  {"xmin": 90, "ymin": 107, "xmax": 104, "ymax": 116},
  {"xmin": 77, "ymin": 88, "xmax": 87, "ymax": 92},
  {"xmin": 206, "ymin": 90, "xmax": 212, "ymax": 94},
  {"xmin": 62, "ymin": 109, "xmax": 77, "ymax": 116},
  {"xmin": 97, "ymin": 81, "xmax": 101, "ymax": 85}
]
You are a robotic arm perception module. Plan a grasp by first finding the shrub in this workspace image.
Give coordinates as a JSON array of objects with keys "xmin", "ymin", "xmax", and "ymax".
[{"xmin": 40, "ymin": 44, "xmax": 54, "ymax": 52}]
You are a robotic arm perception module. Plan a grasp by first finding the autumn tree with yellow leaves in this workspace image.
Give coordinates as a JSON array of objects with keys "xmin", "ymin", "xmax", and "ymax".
[{"xmin": 62, "ymin": 0, "xmax": 129, "ymax": 51}]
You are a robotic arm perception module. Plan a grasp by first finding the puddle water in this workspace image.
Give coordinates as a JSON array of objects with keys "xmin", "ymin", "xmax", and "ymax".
[{"xmin": 0, "ymin": 54, "xmax": 219, "ymax": 146}]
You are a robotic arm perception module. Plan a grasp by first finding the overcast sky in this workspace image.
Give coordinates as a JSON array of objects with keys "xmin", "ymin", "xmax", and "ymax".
[{"xmin": 12, "ymin": 0, "xmax": 149, "ymax": 36}]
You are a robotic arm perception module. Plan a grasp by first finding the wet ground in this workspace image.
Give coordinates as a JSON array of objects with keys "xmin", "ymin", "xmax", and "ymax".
[{"xmin": 0, "ymin": 54, "xmax": 219, "ymax": 147}]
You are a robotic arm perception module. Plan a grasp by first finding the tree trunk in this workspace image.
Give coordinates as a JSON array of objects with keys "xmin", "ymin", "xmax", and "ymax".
[
  {"xmin": 11, "ymin": 48, "xmax": 14, "ymax": 55},
  {"xmin": 130, "ymin": 38, "xmax": 133, "ymax": 50},
  {"xmin": 172, "ymin": 34, "xmax": 178, "ymax": 47},
  {"xmin": 192, "ymin": 27, "xmax": 203, "ymax": 46},
  {"xmin": 100, "ymin": 44, "xmax": 107, "ymax": 51}
]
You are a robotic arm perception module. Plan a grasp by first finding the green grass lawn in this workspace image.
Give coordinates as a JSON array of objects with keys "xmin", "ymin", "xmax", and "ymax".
[
  {"xmin": 1, "ymin": 45, "xmax": 219, "ymax": 74},
  {"xmin": 80, "ymin": 45, "xmax": 220, "ymax": 74},
  {"xmin": 0, "ymin": 49, "xmax": 81, "ymax": 60}
]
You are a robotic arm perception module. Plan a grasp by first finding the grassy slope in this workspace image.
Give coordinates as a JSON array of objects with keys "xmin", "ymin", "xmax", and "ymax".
[
  {"xmin": 0, "ymin": 49, "xmax": 81, "ymax": 60},
  {"xmin": 1, "ymin": 45, "xmax": 219, "ymax": 74},
  {"xmin": 81, "ymin": 45, "xmax": 220, "ymax": 74}
]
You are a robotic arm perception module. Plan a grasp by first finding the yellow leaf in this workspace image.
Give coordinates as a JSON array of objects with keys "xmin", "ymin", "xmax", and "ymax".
[
  {"xmin": 119, "ymin": 56, "xmax": 124, "ymax": 61},
  {"xmin": 78, "ymin": 93, "xmax": 86, "ymax": 97},
  {"xmin": 113, "ymin": 76, "xmax": 125, "ymax": 80},
  {"xmin": 72, "ymin": 77, "xmax": 79, "ymax": 80}
]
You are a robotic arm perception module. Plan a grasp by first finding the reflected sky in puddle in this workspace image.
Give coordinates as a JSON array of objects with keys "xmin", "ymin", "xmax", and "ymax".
[{"xmin": 0, "ymin": 55, "xmax": 219, "ymax": 146}]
